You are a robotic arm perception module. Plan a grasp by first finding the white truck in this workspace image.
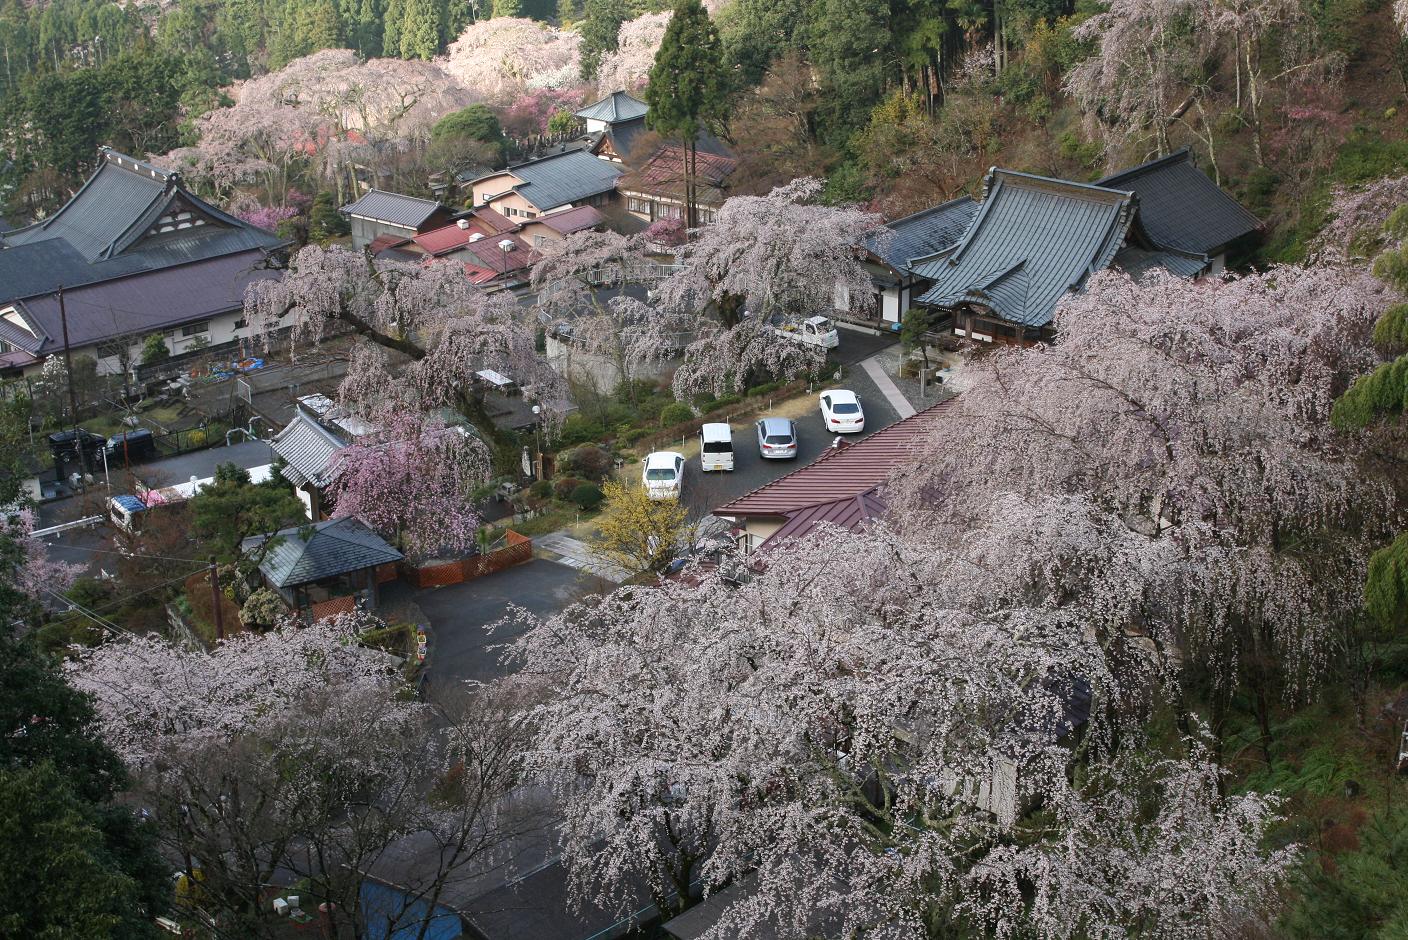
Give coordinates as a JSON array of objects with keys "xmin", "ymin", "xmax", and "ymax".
[{"xmin": 769, "ymin": 315, "xmax": 840, "ymax": 350}]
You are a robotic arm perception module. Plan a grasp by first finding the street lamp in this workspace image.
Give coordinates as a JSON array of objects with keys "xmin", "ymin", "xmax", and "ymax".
[{"xmin": 530, "ymin": 404, "xmax": 543, "ymax": 480}]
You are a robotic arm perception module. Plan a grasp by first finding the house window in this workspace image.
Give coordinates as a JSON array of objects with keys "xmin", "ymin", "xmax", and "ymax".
[
  {"xmin": 628, "ymin": 197, "xmax": 648, "ymax": 214},
  {"xmin": 233, "ymin": 318, "xmax": 248, "ymax": 330},
  {"xmin": 181, "ymin": 321, "xmax": 210, "ymax": 337},
  {"xmin": 524, "ymin": 211, "xmax": 537, "ymax": 219},
  {"xmin": 96, "ymin": 340, "xmax": 127, "ymax": 359},
  {"xmin": 533, "ymin": 235, "xmax": 547, "ymax": 248},
  {"xmin": 661, "ymin": 203, "xmax": 683, "ymax": 220},
  {"xmin": 698, "ymin": 208, "xmax": 715, "ymax": 224}
]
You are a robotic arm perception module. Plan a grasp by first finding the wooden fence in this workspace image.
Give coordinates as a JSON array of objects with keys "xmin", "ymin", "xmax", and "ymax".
[
  {"xmin": 399, "ymin": 531, "xmax": 533, "ymax": 589},
  {"xmin": 309, "ymin": 594, "xmax": 357, "ymax": 621}
]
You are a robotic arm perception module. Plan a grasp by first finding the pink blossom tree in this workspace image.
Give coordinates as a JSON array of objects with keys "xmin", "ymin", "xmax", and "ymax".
[
  {"xmin": 244, "ymin": 245, "xmax": 565, "ymax": 439},
  {"xmin": 654, "ymin": 177, "xmax": 887, "ymax": 397},
  {"xmin": 440, "ymin": 18, "xmax": 584, "ymax": 106},
  {"xmin": 531, "ymin": 230, "xmax": 695, "ymax": 393},
  {"xmin": 890, "ymin": 265, "xmax": 1396, "ymax": 748},
  {"xmin": 1, "ymin": 509, "xmax": 81, "ymax": 602},
  {"xmin": 328, "ymin": 408, "xmax": 489, "ymax": 561},
  {"xmin": 66, "ymin": 612, "xmax": 541, "ymax": 939},
  {"xmin": 509, "ymin": 523, "xmax": 1296, "ymax": 936},
  {"xmin": 595, "ymin": 12, "xmax": 671, "ymax": 96}
]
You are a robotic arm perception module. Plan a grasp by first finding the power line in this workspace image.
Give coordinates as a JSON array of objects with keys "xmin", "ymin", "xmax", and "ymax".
[{"xmin": 41, "ymin": 541, "xmax": 208, "ymax": 564}]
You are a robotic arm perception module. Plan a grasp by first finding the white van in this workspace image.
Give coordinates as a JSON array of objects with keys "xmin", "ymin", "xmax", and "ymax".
[{"xmin": 699, "ymin": 423, "xmax": 734, "ymax": 472}]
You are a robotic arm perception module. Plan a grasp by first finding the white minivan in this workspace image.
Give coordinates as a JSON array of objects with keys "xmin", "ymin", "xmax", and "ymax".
[{"xmin": 699, "ymin": 422, "xmax": 734, "ymax": 471}]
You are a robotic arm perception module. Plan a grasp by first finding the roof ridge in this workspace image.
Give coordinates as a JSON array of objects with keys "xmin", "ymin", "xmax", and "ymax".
[
  {"xmin": 1096, "ymin": 147, "xmax": 1192, "ymax": 186},
  {"xmin": 993, "ymin": 167, "xmax": 1133, "ymax": 200},
  {"xmin": 884, "ymin": 194, "xmax": 977, "ymax": 228}
]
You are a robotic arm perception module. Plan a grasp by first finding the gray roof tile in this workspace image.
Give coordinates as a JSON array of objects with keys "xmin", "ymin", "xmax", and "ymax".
[
  {"xmin": 249, "ymin": 516, "xmax": 402, "ymax": 588},
  {"xmin": 575, "ymin": 91, "xmax": 649, "ymax": 124},
  {"xmin": 1113, "ymin": 245, "xmax": 1210, "ymax": 279},
  {"xmin": 914, "ymin": 170, "xmax": 1136, "ymax": 328},
  {"xmin": 500, "ymin": 150, "xmax": 624, "ymax": 212},
  {"xmin": 1097, "ymin": 148, "xmax": 1260, "ymax": 255},
  {"xmin": 341, "ymin": 189, "xmax": 445, "ymax": 229},
  {"xmin": 272, "ymin": 410, "xmax": 348, "ymax": 487},
  {"xmin": 868, "ymin": 196, "xmax": 980, "ymax": 274}
]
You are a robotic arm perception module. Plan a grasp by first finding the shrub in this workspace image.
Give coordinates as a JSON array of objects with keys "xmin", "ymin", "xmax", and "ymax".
[
  {"xmin": 659, "ymin": 403, "xmax": 694, "ymax": 426},
  {"xmin": 746, "ymin": 380, "xmax": 783, "ymax": 397},
  {"xmin": 620, "ymin": 427, "xmax": 650, "ymax": 445},
  {"xmin": 570, "ymin": 483, "xmax": 604, "ymax": 510},
  {"xmin": 557, "ymin": 414, "xmax": 607, "ymax": 447},
  {"xmin": 710, "ymin": 394, "xmax": 742, "ymax": 411},
  {"xmin": 561, "ymin": 444, "xmax": 613, "ymax": 480},
  {"xmin": 553, "ymin": 476, "xmax": 583, "ymax": 500},
  {"xmin": 239, "ymin": 587, "xmax": 285, "ymax": 629},
  {"xmin": 529, "ymin": 479, "xmax": 553, "ymax": 499}
]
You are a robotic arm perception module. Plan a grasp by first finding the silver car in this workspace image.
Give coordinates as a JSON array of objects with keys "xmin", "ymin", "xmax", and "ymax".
[{"xmin": 755, "ymin": 417, "xmax": 798, "ymax": 459}]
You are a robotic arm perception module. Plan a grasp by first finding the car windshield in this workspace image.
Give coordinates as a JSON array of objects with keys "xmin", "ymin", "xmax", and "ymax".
[
  {"xmin": 831, "ymin": 401, "xmax": 860, "ymax": 414},
  {"xmin": 646, "ymin": 468, "xmax": 677, "ymax": 481},
  {"xmin": 813, "ymin": 318, "xmax": 833, "ymax": 331},
  {"xmin": 765, "ymin": 434, "xmax": 793, "ymax": 444}
]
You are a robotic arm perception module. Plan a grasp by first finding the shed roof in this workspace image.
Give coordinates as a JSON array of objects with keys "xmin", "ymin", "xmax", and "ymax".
[
  {"xmin": 1113, "ymin": 245, "xmax": 1209, "ymax": 280},
  {"xmin": 867, "ymin": 196, "xmax": 980, "ymax": 274},
  {"xmin": 272, "ymin": 410, "xmax": 348, "ymax": 488},
  {"xmin": 715, "ymin": 400, "xmax": 956, "ymax": 520},
  {"xmin": 575, "ymin": 90, "xmax": 649, "ymax": 124},
  {"xmin": 248, "ymin": 516, "xmax": 402, "ymax": 588},
  {"xmin": 1097, "ymin": 148, "xmax": 1260, "ymax": 255},
  {"xmin": 490, "ymin": 150, "xmax": 624, "ymax": 212},
  {"xmin": 341, "ymin": 189, "xmax": 445, "ymax": 229},
  {"xmin": 14, "ymin": 249, "xmax": 280, "ymax": 352},
  {"xmin": 913, "ymin": 170, "xmax": 1136, "ymax": 328}
]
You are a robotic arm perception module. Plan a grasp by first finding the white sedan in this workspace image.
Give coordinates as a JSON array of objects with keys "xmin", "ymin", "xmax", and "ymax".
[
  {"xmin": 819, "ymin": 389, "xmax": 865, "ymax": 434},
  {"xmin": 642, "ymin": 451, "xmax": 686, "ymax": 500}
]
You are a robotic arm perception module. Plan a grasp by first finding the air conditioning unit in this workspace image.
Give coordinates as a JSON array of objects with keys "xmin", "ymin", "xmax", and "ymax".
[
  {"xmin": 498, "ymin": 239, "xmax": 516, "ymax": 252},
  {"xmin": 456, "ymin": 219, "xmax": 470, "ymax": 230},
  {"xmin": 468, "ymin": 232, "xmax": 485, "ymax": 242}
]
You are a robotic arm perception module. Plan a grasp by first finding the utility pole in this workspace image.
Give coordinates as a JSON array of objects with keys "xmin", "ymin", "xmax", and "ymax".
[
  {"xmin": 58, "ymin": 285, "xmax": 89, "ymax": 481},
  {"xmin": 208, "ymin": 556, "xmax": 225, "ymax": 642}
]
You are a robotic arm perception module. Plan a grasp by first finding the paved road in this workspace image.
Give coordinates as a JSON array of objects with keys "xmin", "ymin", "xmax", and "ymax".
[
  {"xmin": 411, "ymin": 559, "xmax": 588, "ymax": 690},
  {"xmin": 677, "ymin": 334, "xmax": 904, "ymax": 519}
]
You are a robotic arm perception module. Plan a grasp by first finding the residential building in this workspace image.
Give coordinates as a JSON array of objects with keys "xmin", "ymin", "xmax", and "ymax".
[
  {"xmin": 468, "ymin": 150, "xmax": 624, "ymax": 220},
  {"xmin": 517, "ymin": 205, "xmax": 607, "ymax": 247},
  {"xmin": 0, "ymin": 148, "xmax": 287, "ymax": 377},
  {"xmin": 858, "ymin": 196, "xmax": 980, "ymax": 326},
  {"xmin": 341, "ymin": 189, "xmax": 457, "ymax": 250},
  {"xmin": 242, "ymin": 516, "xmax": 402, "ymax": 619},
  {"xmin": 618, "ymin": 146, "xmax": 737, "ymax": 226},
  {"xmin": 713, "ymin": 400, "xmax": 956, "ymax": 554}
]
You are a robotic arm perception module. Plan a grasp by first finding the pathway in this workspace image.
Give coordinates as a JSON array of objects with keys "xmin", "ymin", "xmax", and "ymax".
[
  {"xmin": 533, "ymin": 531, "xmax": 629, "ymax": 583},
  {"xmin": 859, "ymin": 353, "xmax": 917, "ymax": 419}
]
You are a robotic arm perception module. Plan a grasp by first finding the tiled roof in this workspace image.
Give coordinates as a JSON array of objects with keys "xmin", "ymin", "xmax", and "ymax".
[
  {"xmin": 867, "ymin": 196, "xmax": 980, "ymax": 274},
  {"xmin": 617, "ymin": 146, "xmax": 736, "ymax": 206},
  {"xmin": 0, "ymin": 148, "xmax": 285, "ymax": 304},
  {"xmin": 535, "ymin": 205, "xmax": 605, "ymax": 234},
  {"xmin": 367, "ymin": 233, "xmax": 413, "ymax": 256},
  {"xmin": 473, "ymin": 206, "xmax": 518, "ymax": 234},
  {"xmin": 341, "ymin": 189, "xmax": 444, "ymax": 228},
  {"xmin": 248, "ymin": 516, "xmax": 402, "ymax": 588},
  {"xmin": 1113, "ymin": 245, "xmax": 1209, "ymax": 279},
  {"xmin": 913, "ymin": 170, "xmax": 1136, "ymax": 329},
  {"xmin": 461, "ymin": 233, "xmax": 533, "ymax": 273},
  {"xmin": 272, "ymin": 410, "xmax": 348, "ymax": 488},
  {"xmin": 16, "ymin": 249, "xmax": 280, "ymax": 352},
  {"xmin": 499, "ymin": 150, "xmax": 624, "ymax": 212},
  {"xmin": 1098, "ymin": 148, "xmax": 1260, "ymax": 255},
  {"xmin": 576, "ymin": 90, "xmax": 649, "ymax": 124},
  {"xmin": 715, "ymin": 400, "xmax": 956, "ymax": 519}
]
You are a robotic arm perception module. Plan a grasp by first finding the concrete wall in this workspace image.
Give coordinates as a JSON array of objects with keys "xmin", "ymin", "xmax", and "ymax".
[{"xmin": 545, "ymin": 334, "xmax": 675, "ymax": 393}]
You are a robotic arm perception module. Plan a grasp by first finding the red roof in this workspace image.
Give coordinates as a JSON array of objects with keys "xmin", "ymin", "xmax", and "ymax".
[
  {"xmin": 625, "ymin": 146, "xmax": 737, "ymax": 190},
  {"xmin": 368, "ymin": 233, "xmax": 412, "ymax": 255},
  {"xmin": 714, "ymin": 399, "xmax": 954, "ymax": 520},
  {"xmin": 461, "ymin": 233, "xmax": 533, "ymax": 273},
  {"xmin": 535, "ymin": 205, "xmax": 606, "ymax": 235},
  {"xmin": 474, "ymin": 206, "xmax": 518, "ymax": 234}
]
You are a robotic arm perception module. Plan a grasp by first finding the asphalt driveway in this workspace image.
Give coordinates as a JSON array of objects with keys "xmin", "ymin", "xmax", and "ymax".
[{"xmin": 411, "ymin": 558, "xmax": 587, "ymax": 692}]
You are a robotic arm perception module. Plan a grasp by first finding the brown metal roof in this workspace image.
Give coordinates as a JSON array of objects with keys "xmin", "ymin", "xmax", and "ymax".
[{"xmin": 714, "ymin": 399, "xmax": 955, "ymax": 520}]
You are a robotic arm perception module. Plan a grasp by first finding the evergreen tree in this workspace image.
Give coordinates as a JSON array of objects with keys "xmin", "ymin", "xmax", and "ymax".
[
  {"xmin": 806, "ymin": 0, "xmax": 892, "ymax": 141},
  {"xmin": 646, "ymin": 0, "xmax": 728, "ymax": 228},
  {"xmin": 383, "ymin": 0, "xmax": 406, "ymax": 60},
  {"xmin": 399, "ymin": 0, "xmax": 442, "ymax": 59},
  {"xmin": 579, "ymin": 0, "xmax": 631, "ymax": 80},
  {"xmin": 492, "ymin": 0, "xmax": 523, "ymax": 15}
]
